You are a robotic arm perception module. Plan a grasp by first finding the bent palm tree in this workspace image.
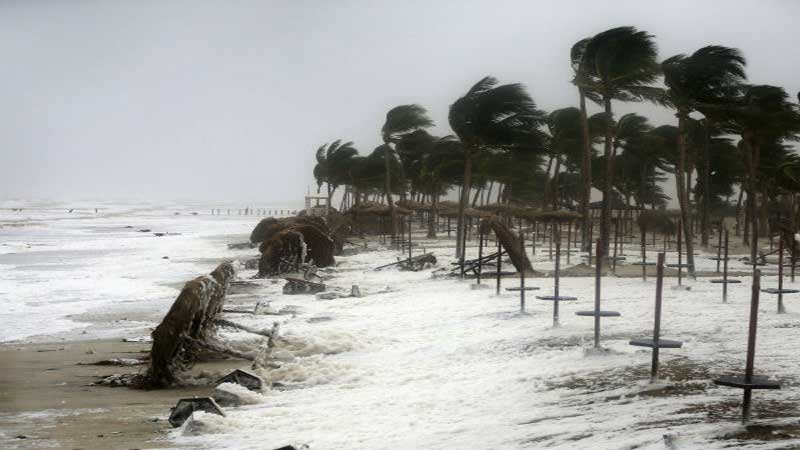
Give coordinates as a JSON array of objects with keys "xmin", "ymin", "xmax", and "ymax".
[
  {"xmin": 663, "ymin": 45, "xmax": 746, "ymax": 275},
  {"xmin": 380, "ymin": 105, "xmax": 434, "ymax": 244},
  {"xmin": 314, "ymin": 140, "xmax": 359, "ymax": 206},
  {"xmin": 579, "ymin": 26, "xmax": 662, "ymax": 254},
  {"xmin": 449, "ymin": 76, "xmax": 546, "ymax": 258}
]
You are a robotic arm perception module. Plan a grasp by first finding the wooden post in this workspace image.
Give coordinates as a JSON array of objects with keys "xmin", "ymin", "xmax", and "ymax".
[
  {"xmin": 723, "ymin": 230, "xmax": 730, "ymax": 302},
  {"xmin": 594, "ymin": 239, "xmax": 603, "ymax": 347},
  {"xmin": 553, "ymin": 237, "xmax": 561, "ymax": 326},
  {"xmin": 743, "ymin": 270, "xmax": 761, "ymax": 423},
  {"xmin": 716, "ymin": 223, "xmax": 723, "ymax": 273},
  {"xmin": 567, "ymin": 222, "xmax": 572, "ymax": 264},
  {"xmin": 520, "ymin": 231, "xmax": 526, "ymax": 313},
  {"xmin": 651, "ymin": 252, "xmax": 665, "ymax": 383},
  {"xmin": 640, "ymin": 224, "xmax": 647, "ymax": 281},
  {"xmin": 495, "ymin": 237, "xmax": 502, "ymax": 295},
  {"xmin": 677, "ymin": 221, "xmax": 683, "ymax": 286},
  {"xmin": 477, "ymin": 223, "xmax": 484, "ymax": 285},
  {"xmin": 778, "ymin": 236, "xmax": 785, "ymax": 314},
  {"xmin": 612, "ymin": 218, "xmax": 619, "ymax": 273},
  {"xmin": 548, "ymin": 223, "xmax": 553, "ymax": 261}
]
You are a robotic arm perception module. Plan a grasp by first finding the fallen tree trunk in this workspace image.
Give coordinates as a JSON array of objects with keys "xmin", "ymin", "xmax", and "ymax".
[
  {"xmin": 146, "ymin": 262, "xmax": 235, "ymax": 388},
  {"xmin": 481, "ymin": 216, "xmax": 534, "ymax": 274}
]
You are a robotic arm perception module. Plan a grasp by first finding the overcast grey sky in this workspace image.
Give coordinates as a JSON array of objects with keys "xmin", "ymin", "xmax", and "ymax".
[{"xmin": 1, "ymin": 0, "xmax": 799, "ymax": 204}]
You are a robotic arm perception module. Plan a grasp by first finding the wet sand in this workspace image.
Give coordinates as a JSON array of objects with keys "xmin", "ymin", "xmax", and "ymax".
[{"xmin": 0, "ymin": 338, "xmax": 239, "ymax": 450}]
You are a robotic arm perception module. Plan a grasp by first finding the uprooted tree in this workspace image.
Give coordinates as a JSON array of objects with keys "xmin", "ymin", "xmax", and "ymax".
[
  {"xmin": 480, "ymin": 216, "xmax": 534, "ymax": 274},
  {"xmin": 142, "ymin": 262, "xmax": 281, "ymax": 388}
]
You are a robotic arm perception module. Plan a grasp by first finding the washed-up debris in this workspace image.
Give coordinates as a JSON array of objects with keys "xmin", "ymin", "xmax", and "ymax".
[
  {"xmin": 283, "ymin": 277, "xmax": 326, "ymax": 295},
  {"xmin": 217, "ymin": 369, "xmax": 264, "ymax": 391},
  {"xmin": 374, "ymin": 253, "xmax": 436, "ymax": 271},
  {"xmin": 315, "ymin": 291, "xmax": 343, "ymax": 300},
  {"xmin": 81, "ymin": 358, "xmax": 145, "ymax": 366},
  {"xmin": 168, "ymin": 397, "xmax": 225, "ymax": 428}
]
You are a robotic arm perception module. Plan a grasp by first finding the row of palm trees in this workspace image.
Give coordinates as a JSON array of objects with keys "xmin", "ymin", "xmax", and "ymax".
[{"xmin": 313, "ymin": 26, "xmax": 800, "ymax": 274}]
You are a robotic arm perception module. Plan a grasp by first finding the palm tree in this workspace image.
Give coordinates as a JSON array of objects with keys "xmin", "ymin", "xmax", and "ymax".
[
  {"xmin": 380, "ymin": 105, "xmax": 434, "ymax": 243},
  {"xmin": 544, "ymin": 107, "xmax": 583, "ymax": 209},
  {"xmin": 313, "ymin": 140, "xmax": 359, "ymax": 207},
  {"xmin": 571, "ymin": 37, "xmax": 600, "ymax": 250},
  {"xmin": 662, "ymin": 45, "xmax": 746, "ymax": 275},
  {"xmin": 579, "ymin": 26, "xmax": 662, "ymax": 253},
  {"xmin": 449, "ymin": 76, "xmax": 547, "ymax": 258},
  {"xmin": 727, "ymin": 85, "xmax": 800, "ymax": 264}
]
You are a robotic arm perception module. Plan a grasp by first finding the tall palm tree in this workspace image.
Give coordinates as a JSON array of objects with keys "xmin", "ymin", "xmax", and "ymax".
[
  {"xmin": 579, "ymin": 26, "xmax": 662, "ymax": 253},
  {"xmin": 449, "ymin": 76, "xmax": 546, "ymax": 257},
  {"xmin": 571, "ymin": 38, "xmax": 595, "ymax": 248},
  {"xmin": 728, "ymin": 85, "xmax": 800, "ymax": 265},
  {"xmin": 380, "ymin": 105, "xmax": 434, "ymax": 243},
  {"xmin": 662, "ymin": 45, "xmax": 746, "ymax": 275},
  {"xmin": 313, "ymin": 140, "xmax": 359, "ymax": 206}
]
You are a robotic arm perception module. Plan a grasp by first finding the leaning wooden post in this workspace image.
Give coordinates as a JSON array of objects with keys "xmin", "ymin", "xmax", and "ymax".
[
  {"xmin": 714, "ymin": 270, "xmax": 780, "ymax": 424},
  {"xmin": 495, "ymin": 236, "xmax": 502, "ymax": 295}
]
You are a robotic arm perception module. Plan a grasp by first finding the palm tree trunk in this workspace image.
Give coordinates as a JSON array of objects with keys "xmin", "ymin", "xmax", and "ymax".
[
  {"xmin": 456, "ymin": 149, "xmax": 473, "ymax": 258},
  {"xmin": 471, "ymin": 186, "xmax": 481, "ymax": 207},
  {"xmin": 676, "ymin": 114, "xmax": 696, "ymax": 277},
  {"xmin": 601, "ymin": 96, "xmax": 614, "ymax": 254},
  {"xmin": 384, "ymin": 147, "xmax": 398, "ymax": 244},
  {"xmin": 427, "ymin": 192, "xmax": 438, "ymax": 238},
  {"xmin": 543, "ymin": 155, "xmax": 554, "ymax": 208},
  {"xmin": 701, "ymin": 121, "xmax": 711, "ymax": 246},
  {"xmin": 553, "ymin": 158, "xmax": 562, "ymax": 209},
  {"xmin": 578, "ymin": 87, "xmax": 592, "ymax": 251}
]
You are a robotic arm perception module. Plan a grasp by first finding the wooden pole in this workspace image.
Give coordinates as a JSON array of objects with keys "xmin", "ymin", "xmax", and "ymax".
[
  {"xmin": 477, "ymin": 223, "xmax": 484, "ymax": 285},
  {"xmin": 495, "ymin": 237, "xmax": 502, "ymax": 295},
  {"xmin": 778, "ymin": 235, "xmax": 785, "ymax": 314},
  {"xmin": 716, "ymin": 223, "xmax": 723, "ymax": 273},
  {"xmin": 651, "ymin": 252, "xmax": 666, "ymax": 383},
  {"xmin": 723, "ymin": 230, "xmax": 730, "ymax": 302},
  {"xmin": 612, "ymin": 218, "xmax": 619, "ymax": 273},
  {"xmin": 554, "ymin": 237, "xmax": 561, "ymax": 326},
  {"xmin": 677, "ymin": 220, "xmax": 683, "ymax": 286},
  {"xmin": 520, "ymin": 231, "xmax": 526, "ymax": 313},
  {"xmin": 594, "ymin": 239, "xmax": 603, "ymax": 348},
  {"xmin": 640, "ymin": 224, "xmax": 647, "ymax": 281},
  {"xmin": 743, "ymin": 269, "xmax": 761, "ymax": 423}
]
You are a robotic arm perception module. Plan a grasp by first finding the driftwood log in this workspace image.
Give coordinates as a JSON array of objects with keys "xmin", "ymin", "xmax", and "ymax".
[
  {"xmin": 146, "ymin": 262, "xmax": 235, "ymax": 388},
  {"xmin": 480, "ymin": 216, "xmax": 534, "ymax": 274}
]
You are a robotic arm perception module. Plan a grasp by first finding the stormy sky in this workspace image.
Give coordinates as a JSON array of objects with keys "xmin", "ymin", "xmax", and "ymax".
[{"xmin": 1, "ymin": 0, "xmax": 799, "ymax": 205}]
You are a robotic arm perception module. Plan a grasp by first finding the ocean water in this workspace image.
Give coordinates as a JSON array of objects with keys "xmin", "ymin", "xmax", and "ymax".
[{"xmin": 0, "ymin": 200, "xmax": 296, "ymax": 343}]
